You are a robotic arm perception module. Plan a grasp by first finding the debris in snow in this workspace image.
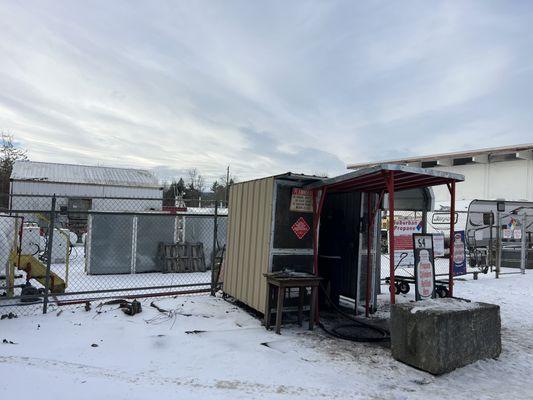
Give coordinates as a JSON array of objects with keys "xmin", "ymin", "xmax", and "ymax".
[
  {"xmin": 91, "ymin": 343, "xmax": 98, "ymax": 347},
  {"xmin": 56, "ymin": 310, "xmax": 63, "ymax": 317},
  {"xmin": 1, "ymin": 312, "xmax": 17, "ymax": 320},
  {"xmin": 150, "ymin": 301, "xmax": 169, "ymax": 313},
  {"xmin": 185, "ymin": 330, "xmax": 205, "ymax": 334},
  {"xmin": 85, "ymin": 302, "xmax": 91, "ymax": 311},
  {"xmin": 2, "ymin": 339, "xmax": 17, "ymax": 344},
  {"xmin": 122, "ymin": 300, "xmax": 142, "ymax": 316},
  {"xmin": 98, "ymin": 299, "xmax": 129, "ymax": 307}
]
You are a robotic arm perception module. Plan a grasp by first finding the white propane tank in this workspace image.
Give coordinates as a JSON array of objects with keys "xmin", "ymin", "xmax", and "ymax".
[
  {"xmin": 0, "ymin": 215, "xmax": 16, "ymax": 278},
  {"xmin": 51, "ymin": 229, "xmax": 70, "ymax": 264},
  {"xmin": 21, "ymin": 225, "xmax": 42, "ymax": 256}
]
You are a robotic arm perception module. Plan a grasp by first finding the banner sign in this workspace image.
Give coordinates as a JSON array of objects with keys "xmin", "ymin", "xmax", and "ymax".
[
  {"xmin": 289, "ymin": 188, "xmax": 313, "ymax": 213},
  {"xmin": 433, "ymin": 233, "xmax": 445, "ymax": 257},
  {"xmin": 453, "ymin": 231, "xmax": 467, "ymax": 276},
  {"xmin": 413, "ymin": 234, "xmax": 436, "ymax": 301},
  {"xmin": 393, "ymin": 219, "xmax": 423, "ymax": 267},
  {"xmin": 431, "ymin": 212, "xmax": 458, "ymax": 225}
]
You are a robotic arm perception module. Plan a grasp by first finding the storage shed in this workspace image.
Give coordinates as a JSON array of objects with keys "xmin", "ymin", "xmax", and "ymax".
[
  {"xmin": 10, "ymin": 161, "xmax": 163, "ymax": 213},
  {"xmin": 224, "ymin": 166, "xmax": 464, "ymax": 318}
]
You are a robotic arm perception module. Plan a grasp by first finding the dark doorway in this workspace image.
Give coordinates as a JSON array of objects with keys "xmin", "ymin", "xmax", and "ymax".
[{"xmin": 318, "ymin": 191, "xmax": 361, "ymax": 307}]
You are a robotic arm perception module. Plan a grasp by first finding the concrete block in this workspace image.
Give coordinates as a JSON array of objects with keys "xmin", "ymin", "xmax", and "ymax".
[{"xmin": 390, "ymin": 299, "xmax": 501, "ymax": 375}]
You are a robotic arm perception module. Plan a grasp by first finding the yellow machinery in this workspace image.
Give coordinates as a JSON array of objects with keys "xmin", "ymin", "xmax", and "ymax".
[
  {"xmin": 10, "ymin": 253, "xmax": 66, "ymax": 294},
  {"xmin": 6, "ymin": 214, "xmax": 69, "ymax": 297}
]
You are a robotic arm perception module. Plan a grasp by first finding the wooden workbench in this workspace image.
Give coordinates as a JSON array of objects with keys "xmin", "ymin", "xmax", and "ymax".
[{"xmin": 263, "ymin": 272, "xmax": 323, "ymax": 334}]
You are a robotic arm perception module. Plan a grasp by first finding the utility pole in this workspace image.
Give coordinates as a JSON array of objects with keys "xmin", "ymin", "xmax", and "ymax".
[{"xmin": 225, "ymin": 165, "xmax": 230, "ymax": 206}]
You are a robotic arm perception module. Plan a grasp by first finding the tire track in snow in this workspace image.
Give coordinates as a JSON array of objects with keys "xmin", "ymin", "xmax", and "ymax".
[{"xmin": 0, "ymin": 355, "xmax": 352, "ymax": 399}]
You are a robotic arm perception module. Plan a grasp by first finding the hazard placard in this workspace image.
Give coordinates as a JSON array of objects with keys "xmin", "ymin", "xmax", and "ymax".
[{"xmin": 291, "ymin": 217, "xmax": 310, "ymax": 239}]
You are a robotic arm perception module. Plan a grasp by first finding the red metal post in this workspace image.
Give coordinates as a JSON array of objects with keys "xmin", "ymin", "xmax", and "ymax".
[
  {"xmin": 312, "ymin": 187, "xmax": 327, "ymax": 324},
  {"xmin": 448, "ymin": 181, "xmax": 456, "ymax": 297},
  {"xmin": 386, "ymin": 171, "xmax": 396, "ymax": 305},
  {"xmin": 365, "ymin": 192, "xmax": 373, "ymax": 317},
  {"xmin": 312, "ymin": 188, "xmax": 327, "ymax": 275}
]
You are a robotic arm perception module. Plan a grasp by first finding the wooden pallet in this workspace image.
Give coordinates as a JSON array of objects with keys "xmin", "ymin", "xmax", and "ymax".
[{"xmin": 158, "ymin": 242, "xmax": 206, "ymax": 273}]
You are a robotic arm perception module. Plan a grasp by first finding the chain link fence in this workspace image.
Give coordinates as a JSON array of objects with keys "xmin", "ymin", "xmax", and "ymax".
[
  {"xmin": 379, "ymin": 210, "xmax": 485, "ymax": 283},
  {"xmin": 0, "ymin": 194, "xmax": 227, "ymax": 316}
]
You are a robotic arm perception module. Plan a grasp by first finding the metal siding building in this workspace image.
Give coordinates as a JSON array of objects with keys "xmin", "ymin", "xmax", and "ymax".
[
  {"xmin": 10, "ymin": 161, "xmax": 163, "ymax": 211},
  {"xmin": 224, "ymin": 176, "xmax": 275, "ymax": 313},
  {"xmin": 347, "ymin": 144, "xmax": 533, "ymax": 207}
]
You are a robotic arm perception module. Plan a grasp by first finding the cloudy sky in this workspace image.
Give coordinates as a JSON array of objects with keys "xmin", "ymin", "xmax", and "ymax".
[{"xmin": 1, "ymin": 1, "xmax": 532, "ymax": 185}]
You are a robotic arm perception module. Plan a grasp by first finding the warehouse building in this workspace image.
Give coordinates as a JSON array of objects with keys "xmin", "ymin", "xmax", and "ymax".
[
  {"xmin": 10, "ymin": 161, "xmax": 163, "ymax": 231},
  {"xmin": 347, "ymin": 144, "xmax": 533, "ymax": 207}
]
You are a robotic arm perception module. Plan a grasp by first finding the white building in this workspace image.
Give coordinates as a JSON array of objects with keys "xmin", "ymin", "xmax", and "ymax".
[
  {"xmin": 348, "ymin": 144, "xmax": 533, "ymax": 210},
  {"xmin": 10, "ymin": 161, "xmax": 163, "ymax": 213}
]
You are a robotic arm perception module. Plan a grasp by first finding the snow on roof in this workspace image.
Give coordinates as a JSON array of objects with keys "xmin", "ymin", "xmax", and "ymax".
[{"xmin": 10, "ymin": 161, "xmax": 160, "ymax": 188}]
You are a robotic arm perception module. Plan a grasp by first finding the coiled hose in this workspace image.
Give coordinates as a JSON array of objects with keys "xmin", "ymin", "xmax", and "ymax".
[{"xmin": 318, "ymin": 283, "xmax": 390, "ymax": 343}]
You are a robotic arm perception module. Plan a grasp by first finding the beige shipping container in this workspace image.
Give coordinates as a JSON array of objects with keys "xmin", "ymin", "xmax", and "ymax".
[{"xmin": 223, "ymin": 173, "xmax": 321, "ymax": 314}]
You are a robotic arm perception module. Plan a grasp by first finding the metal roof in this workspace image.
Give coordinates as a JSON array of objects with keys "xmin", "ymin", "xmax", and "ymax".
[
  {"xmin": 10, "ymin": 161, "xmax": 160, "ymax": 188},
  {"xmin": 347, "ymin": 143, "xmax": 533, "ymax": 169},
  {"xmin": 232, "ymin": 172, "xmax": 325, "ymax": 186},
  {"xmin": 304, "ymin": 164, "xmax": 464, "ymax": 193}
]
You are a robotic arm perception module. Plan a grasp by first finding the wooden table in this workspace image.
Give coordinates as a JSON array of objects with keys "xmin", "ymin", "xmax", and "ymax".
[{"xmin": 263, "ymin": 272, "xmax": 323, "ymax": 334}]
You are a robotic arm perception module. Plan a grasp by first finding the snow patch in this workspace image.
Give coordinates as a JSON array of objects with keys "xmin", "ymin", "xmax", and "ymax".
[{"xmin": 410, "ymin": 298, "xmax": 481, "ymax": 314}]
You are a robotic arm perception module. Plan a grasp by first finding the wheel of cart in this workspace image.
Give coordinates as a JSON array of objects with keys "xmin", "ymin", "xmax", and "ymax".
[
  {"xmin": 398, "ymin": 281, "xmax": 410, "ymax": 294},
  {"xmin": 383, "ymin": 252, "xmax": 413, "ymax": 295},
  {"xmin": 435, "ymin": 279, "xmax": 450, "ymax": 298}
]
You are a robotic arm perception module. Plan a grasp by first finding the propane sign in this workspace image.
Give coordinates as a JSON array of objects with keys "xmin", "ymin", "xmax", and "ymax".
[
  {"xmin": 393, "ymin": 219, "xmax": 423, "ymax": 267},
  {"xmin": 413, "ymin": 234, "xmax": 436, "ymax": 301}
]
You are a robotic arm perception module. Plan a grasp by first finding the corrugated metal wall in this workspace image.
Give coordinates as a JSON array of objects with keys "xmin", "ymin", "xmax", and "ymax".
[
  {"xmin": 10, "ymin": 181, "xmax": 162, "ymax": 211},
  {"xmin": 224, "ymin": 177, "xmax": 274, "ymax": 314}
]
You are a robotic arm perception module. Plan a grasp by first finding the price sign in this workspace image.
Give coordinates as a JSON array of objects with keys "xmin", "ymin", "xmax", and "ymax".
[{"xmin": 412, "ymin": 234, "xmax": 436, "ymax": 301}]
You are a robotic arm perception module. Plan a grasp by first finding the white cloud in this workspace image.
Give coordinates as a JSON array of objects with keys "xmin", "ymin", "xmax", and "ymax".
[{"xmin": 0, "ymin": 1, "xmax": 532, "ymax": 185}]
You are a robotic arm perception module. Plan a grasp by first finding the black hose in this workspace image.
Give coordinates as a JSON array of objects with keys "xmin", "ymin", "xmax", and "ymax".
[{"xmin": 318, "ymin": 284, "xmax": 390, "ymax": 343}]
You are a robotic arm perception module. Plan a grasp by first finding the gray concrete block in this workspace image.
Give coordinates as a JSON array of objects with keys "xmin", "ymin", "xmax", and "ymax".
[{"xmin": 390, "ymin": 299, "xmax": 501, "ymax": 375}]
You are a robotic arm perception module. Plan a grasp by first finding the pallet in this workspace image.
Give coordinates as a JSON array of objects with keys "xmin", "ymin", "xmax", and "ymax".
[{"xmin": 158, "ymin": 242, "xmax": 206, "ymax": 273}]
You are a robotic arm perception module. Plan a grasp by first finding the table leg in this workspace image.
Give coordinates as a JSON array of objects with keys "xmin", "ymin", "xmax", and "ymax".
[
  {"xmin": 275, "ymin": 285, "xmax": 284, "ymax": 335},
  {"xmin": 264, "ymin": 283, "xmax": 271, "ymax": 330},
  {"xmin": 309, "ymin": 285, "xmax": 317, "ymax": 331},
  {"xmin": 298, "ymin": 287, "xmax": 305, "ymax": 327}
]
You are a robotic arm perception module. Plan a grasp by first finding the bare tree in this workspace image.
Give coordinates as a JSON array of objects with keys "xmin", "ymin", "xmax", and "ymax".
[
  {"xmin": 184, "ymin": 168, "xmax": 206, "ymax": 207},
  {"xmin": 0, "ymin": 132, "xmax": 28, "ymax": 208},
  {"xmin": 186, "ymin": 168, "xmax": 205, "ymax": 192}
]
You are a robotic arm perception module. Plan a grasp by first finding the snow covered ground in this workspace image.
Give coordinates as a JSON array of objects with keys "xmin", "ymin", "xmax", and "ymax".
[{"xmin": 1, "ymin": 270, "xmax": 532, "ymax": 400}]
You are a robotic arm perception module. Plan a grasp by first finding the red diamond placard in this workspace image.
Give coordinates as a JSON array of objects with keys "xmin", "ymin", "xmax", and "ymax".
[{"xmin": 291, "ymin": 217, "xmax": 310, "ymax": 240}]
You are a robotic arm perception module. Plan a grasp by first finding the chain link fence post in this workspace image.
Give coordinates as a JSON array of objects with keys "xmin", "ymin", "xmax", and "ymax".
[
  {"xmin": 520, "ymin": 211, "xmax": 527, "ymax": 274},
  {"xmin": 42, "ymin": 195, "xmax": 56, "ymax": 314},
  {"xmin": 211, "ymin": 201, "xmax": 218, "ymax": 296}
]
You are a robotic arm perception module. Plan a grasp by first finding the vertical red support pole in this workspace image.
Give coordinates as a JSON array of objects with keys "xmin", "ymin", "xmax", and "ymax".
[
  {"xmin": 448, "ymin": 181, "xmax": 456, "ymax": 297},
  {"xmin": 387, "ymin": 172, "xmax": 396, "ymax": 305},
  {"xmin": 365, "ymin": 192, "xmax": 373, "ymax": 317},
  {"xmin": 312, "ymin": 188, "xmax": 326, "ymax": 323},
  {"xmin": 312, "ymin": 190, "xmax": 319, "ymax": 275}
]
